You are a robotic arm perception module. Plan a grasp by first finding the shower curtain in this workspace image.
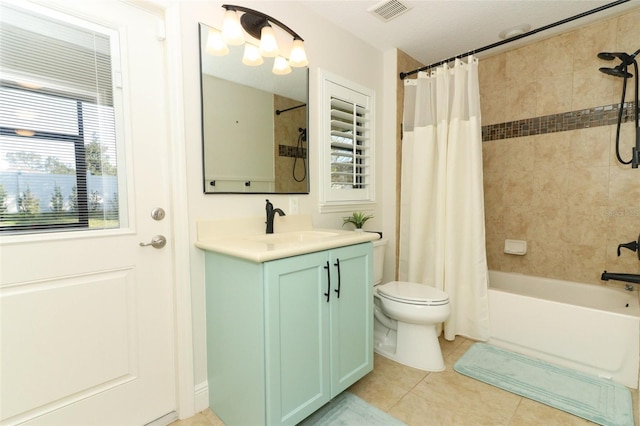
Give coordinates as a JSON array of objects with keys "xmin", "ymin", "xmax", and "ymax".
[{"xmin": 399, "ymin": 56, "xmax": 489, "ymax": 341}]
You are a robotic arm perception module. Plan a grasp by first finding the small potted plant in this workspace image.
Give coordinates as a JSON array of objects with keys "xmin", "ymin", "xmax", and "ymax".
[{"xmin": 342, "ymin": 212, "xmax": 374, "ymax": 232}]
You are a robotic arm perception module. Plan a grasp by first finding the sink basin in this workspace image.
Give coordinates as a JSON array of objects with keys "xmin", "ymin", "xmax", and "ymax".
[
  {"xmin": 244, "ymin": 230, "xmax": 340, "ymax": 245},
  {"xmin": 195, "ymin": 225, "xmax": 380, "ymax": 262}
]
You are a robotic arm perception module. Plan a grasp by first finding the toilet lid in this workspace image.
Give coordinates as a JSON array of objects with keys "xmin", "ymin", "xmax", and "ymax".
[{"xmin": 377, "ymin": 281, "xmax": 449, "ymax": 305}]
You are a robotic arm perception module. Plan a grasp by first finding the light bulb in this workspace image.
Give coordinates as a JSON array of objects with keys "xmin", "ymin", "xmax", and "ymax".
[
  {"xmin": 289, "ymin": 38, "xmax": 308, "ymax": 67},
  {"xmin": 221, "ymin": 9, "xmax": 244, "ymax": 45},
  {"xmin": 205, "ymin": 28, "xmax": 229, "ymax": 56},
  {"xmin": 15, "ymin": 129, "xmax": 35, "ymax": 137},
  {"xmin": 272, "ymin": 56, "xmax": 291, "ymax": 75},
  {"xmin": 17, "ymin": 80, "xmax": 43, "ymax": 89},
  {"xmin": 259, "ymin": 25, "xmax": 279, "ymax": 57},
  {"xmin": 242, "ymin": 44, "xmax": 263, "ymax": 66}
]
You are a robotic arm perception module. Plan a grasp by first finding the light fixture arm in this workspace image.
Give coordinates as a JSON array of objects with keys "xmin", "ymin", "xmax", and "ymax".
[{"xmin": 222, "ymin": 4, "xmax": 304, "ymax": 41}]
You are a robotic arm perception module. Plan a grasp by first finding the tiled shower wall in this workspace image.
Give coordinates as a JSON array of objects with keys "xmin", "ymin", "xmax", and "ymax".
[
  {"xmin": 274, "ymin": 95, "xmax": 307, "ymax": 193},
  {"xmin": 479, "ymin": 7, "xmax": 640, "ymax": 285}
]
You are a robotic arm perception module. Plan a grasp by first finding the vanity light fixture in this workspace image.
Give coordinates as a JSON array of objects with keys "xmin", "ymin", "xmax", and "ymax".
[
  {"xmin": 221, "ymin": 7, "xmax": 244, "ymax": 45},
  {"xmin": 259, "ymin": 24, "xmax": 278, "ymax": 57},
  {"xmin": 272, "ymin": 55, "xmax": 292, "ymax": 75},
  {"xmin": 205, "ymin": 28, "xmax": 229, "ymax": 56},
  {"xmin": 242, "ymin": 43, "xmax": 263, "ymax": 66},
  {"xmin": 207, "ymin": 4, "xmax": 308, "ymax": 75},
  {"xmin": 289, "ymin": 39, "xmax": 308, "ymax": 68}
]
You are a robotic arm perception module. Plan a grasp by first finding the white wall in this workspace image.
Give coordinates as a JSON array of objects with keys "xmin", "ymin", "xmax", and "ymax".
[
  {"xmin": 202, "ymin": 76, "xmax": 275, "ymax": 186},
  {"xmin": 176, "ymin": 1, "xmax": 391, "ymax": 405},
  {"xmin": 381, "ymin": 48, "xmax": 398, "ymax": 286}
]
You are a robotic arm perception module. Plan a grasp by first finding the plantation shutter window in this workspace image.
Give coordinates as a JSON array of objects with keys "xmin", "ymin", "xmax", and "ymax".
[
  {"xmin": 330, "ymin": 98, "xmax": 371, "ymax": 189},
  {"xmin": 0, "ymin": 3, "xmax": 123, "ymax": 234},
  {"xmin": 322, "ymin": 75, "xmax": 375, "ymax": 206}
]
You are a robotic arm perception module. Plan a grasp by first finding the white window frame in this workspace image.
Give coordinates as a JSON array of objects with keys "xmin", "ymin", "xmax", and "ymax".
[{"xmin": 319, "ymin": 70, "xmax": 375, "ymax": 212}]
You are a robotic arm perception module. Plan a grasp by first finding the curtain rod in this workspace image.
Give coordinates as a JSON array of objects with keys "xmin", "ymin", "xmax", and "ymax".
[
  {"xmin": 275, "ymin": 104, "xmax": 306, "ymax": 115},
  {"xmin": 399, "ymin": 0, "xmax": 631, "ymax": 80}
]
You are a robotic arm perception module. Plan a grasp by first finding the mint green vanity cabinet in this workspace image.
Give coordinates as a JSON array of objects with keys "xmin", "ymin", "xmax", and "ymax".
[{"xmin": 204, "ymin": 242, "xmax": 373, "ymax": 426}]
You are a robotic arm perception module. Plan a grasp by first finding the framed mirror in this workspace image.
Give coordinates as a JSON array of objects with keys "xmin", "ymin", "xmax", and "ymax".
[{"xmin": 199, "ymin": 23, "xmax": 309, "ymax": 194}]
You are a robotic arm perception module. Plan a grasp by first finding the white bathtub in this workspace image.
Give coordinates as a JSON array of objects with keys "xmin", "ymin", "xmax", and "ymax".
[{"xmin": 488, "ymin": 270, "xmax": 640, "ymax": 389}]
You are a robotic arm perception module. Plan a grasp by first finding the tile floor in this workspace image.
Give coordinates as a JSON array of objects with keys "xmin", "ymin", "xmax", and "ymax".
[{"xmin": 171, "ymin": 337, "xmax": 639, "ymax": 426}]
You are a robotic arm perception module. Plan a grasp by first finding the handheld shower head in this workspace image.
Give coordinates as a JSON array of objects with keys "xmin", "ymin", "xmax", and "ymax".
[
  {"xmin": 598, "ymin": 48, "xmax": 640, "ymax": 169},
  {"xmin": 599, "ymin": 65, "xmax": 633, "ymax": 78}
]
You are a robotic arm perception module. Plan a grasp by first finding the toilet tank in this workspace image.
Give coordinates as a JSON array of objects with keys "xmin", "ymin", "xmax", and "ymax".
[{"xmin": 373, "ymin": 239, "xmax": 387, "ymax": 285}]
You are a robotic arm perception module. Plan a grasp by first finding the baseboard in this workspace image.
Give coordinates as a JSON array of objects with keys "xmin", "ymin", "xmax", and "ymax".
[
  {"xmin": 194, "ymin": 381, "xmax": 209, "ymax": 413},
  {"xmin": 146, "ymin": 411, "xmax": 178, "ymax": 426}
]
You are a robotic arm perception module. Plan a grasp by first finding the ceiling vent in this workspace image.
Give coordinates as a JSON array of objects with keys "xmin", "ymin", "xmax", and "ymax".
[{"xmin": 368, "ymin": 0, "xmax": 411, "ymax": 23}]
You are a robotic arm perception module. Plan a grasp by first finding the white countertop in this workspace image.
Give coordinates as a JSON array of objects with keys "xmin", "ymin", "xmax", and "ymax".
[{"xmin": 195, "ymin": 214, "xmax": 380, "ymax": 262}]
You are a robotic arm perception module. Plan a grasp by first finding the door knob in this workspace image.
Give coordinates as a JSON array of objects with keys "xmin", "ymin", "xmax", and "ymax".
[{"xmin": 140, "ymin": 235, "xmax": 167, "ymax": 249}]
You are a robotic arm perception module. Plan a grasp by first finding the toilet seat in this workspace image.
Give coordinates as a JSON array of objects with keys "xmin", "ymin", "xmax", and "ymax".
[{"xmin": 377, "ymin": 281, "xmax": 449, "ymax": 306}]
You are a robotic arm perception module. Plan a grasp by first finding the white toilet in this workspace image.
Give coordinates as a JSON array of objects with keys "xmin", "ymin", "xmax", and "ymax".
[{"xmin": 373, "ymin": 239, "xmax": 451, "ymax": 371}]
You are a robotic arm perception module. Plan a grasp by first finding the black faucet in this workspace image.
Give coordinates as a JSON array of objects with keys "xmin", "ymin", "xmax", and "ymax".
[{"xmin": 265, "ymin": 199, "xmax": 285, "ymax": 234}]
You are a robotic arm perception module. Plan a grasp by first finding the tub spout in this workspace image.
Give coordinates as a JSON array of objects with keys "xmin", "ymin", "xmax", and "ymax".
[{"xmin": 601, "ymin": 271, "xmax": 640, "ymax": 284}]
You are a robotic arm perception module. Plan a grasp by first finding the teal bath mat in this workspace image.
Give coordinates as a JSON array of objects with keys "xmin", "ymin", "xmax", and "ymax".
[
  {"xmin": 299, "ymin": 391, "xmax": 406, "ymax": 426},
  {"xmin": 454, "ymin": 343, "xmax": 633, "ymax": 426}
]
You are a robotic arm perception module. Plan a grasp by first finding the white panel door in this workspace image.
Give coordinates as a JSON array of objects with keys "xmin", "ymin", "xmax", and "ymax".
[{"xmin": 0, "ymin": 1, "xmax": 176, "ymax": 424}]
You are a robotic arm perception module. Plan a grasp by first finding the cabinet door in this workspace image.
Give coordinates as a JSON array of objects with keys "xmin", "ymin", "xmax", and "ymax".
[
  {"xmin": 264, "ymin": 252, "xmax": 331, "ymax": 425},
  {"xmin": 329, "ymin": 243, "xmax": 373, "ymax": 396}
]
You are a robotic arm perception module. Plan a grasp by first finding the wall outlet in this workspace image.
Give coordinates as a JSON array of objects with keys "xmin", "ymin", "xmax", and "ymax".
[{"xmin": 289, "ymin": 197, "xmax": 299, "ymax": 215}]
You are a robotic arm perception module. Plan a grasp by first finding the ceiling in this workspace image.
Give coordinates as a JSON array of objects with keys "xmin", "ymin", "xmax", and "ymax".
[{"xmin": 299, "ymin": 0, "xmax": 639, "ymax": 70}]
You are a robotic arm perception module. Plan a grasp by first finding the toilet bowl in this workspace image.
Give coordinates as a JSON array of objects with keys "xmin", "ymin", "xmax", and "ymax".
[{"xmin": 373, "ymin": 239, "xmax": 451, "ymax": 371}]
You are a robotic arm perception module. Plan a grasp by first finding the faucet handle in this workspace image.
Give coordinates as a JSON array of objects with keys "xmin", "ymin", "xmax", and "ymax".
[{"xmin": 617, "ymin": 234, "xmax": 640, "ymax": 258}]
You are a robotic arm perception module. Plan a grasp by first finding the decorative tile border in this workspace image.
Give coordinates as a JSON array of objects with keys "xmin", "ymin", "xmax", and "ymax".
[
  {"xmin": 482, "ymin": 101, "xmax": 636, "ymax": 142},
  {"xmin": 278, "ymin": 144, "xmax": 306, "ymax": 158}
]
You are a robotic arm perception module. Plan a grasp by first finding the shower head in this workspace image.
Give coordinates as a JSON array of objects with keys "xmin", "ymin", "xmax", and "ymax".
[
  {"xmin": 597, "ymin": 50, "xmax": 639, "ymax": 66},
  {"xmin": 597, "ymin": 50, "xmax": 638, "ymax": 78},
  {"xmin": 597, "ymin": 52, "xmax": 618, "ymax": 61},
  {"xmin": 599, "ymin": 65, "xmax": 633, "ymax": 78}
]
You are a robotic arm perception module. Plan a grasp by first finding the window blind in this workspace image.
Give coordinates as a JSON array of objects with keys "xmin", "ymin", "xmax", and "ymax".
[
  {"xmin": 0, "ymin": 3, "xmax": 120, "ymax": 234},
  {"xmin": 0, "ymin": 4, "xmax": 113, "ymax": 105}
]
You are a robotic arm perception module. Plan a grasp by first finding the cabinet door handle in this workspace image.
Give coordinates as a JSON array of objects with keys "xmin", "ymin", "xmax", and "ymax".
[
  {"xmin": 323, "ymin": 261, "xmax": 331, "ymax": 302},
  {"xmin": 334, "ymin": 259, "xmax": 341, "ymax": 298}
]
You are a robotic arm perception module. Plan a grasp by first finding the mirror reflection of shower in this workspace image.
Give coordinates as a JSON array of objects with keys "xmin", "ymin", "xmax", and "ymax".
[
  {"xmin": 293, "ymin": 127, "xmax": 307, "ymax": 182},
  {"xmin": 274, "ymin": 103, "xmax": 307, "ymax": 184},
  {"xmin": 597, "ymin": 48, "xmax": 640, "ymax": 168}
]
